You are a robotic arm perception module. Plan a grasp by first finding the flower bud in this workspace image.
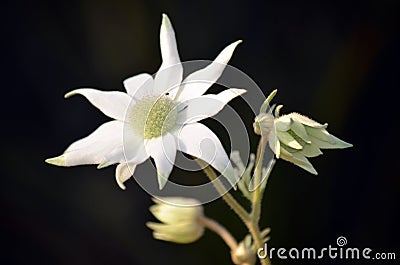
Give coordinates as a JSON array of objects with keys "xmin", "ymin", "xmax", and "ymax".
[
  {"xmin": 231, "ymin": 241, "xmax": 256, "ymax": 265},
  {"xmin": 268, "ymin": 112, "xmax": 352, "ymax": 174},
  {"xmin": 231, "ymin": 235, "xmax": 256, "ymax": 265},
  {"xmin": 146, "ymin": 197, "xmax": 205, "ymax": 244}
]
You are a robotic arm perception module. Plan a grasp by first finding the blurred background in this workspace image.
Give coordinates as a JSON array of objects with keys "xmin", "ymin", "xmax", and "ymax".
[{"xmin": 2, "ymin": 0, "xmax": 399, "ymax": 264}]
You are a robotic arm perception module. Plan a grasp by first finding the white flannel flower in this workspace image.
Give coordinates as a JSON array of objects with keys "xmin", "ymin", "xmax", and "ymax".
[
  {"xmin": 146, "ymin": 197, "xmax": 204, "ymax": 244},
  {"xmin": 268, "ymin": 108, "xmax": 352, "ymax": 174},
  {"xmin": 46, "ymin": 14, "xmax": 245, "ymax": 189}
]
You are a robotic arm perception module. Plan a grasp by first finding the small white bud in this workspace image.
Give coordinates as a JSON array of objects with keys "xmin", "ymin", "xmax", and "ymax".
[{"xmin": 146, "ymin": 197, "xmax": 205, "ymax": 244}]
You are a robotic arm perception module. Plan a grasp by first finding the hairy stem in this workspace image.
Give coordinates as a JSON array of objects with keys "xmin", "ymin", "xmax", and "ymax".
[
  {"xmin": 198, "ymin": 156, "xmax": 272, "ymax": 265},
  {"xmin": 198, "ymin": 216, "xmax": 237, "ymax": 251},
  {"xmin": 250, "ymin": 136, "xmax": 273, "ymax": 265},
  {"xmin": 251, "ymin": 137, "xmax": 267, "ymax": 223},
  {"xmin": 198, "ymin": 160, "xmax": 250, "ymax": 223}
]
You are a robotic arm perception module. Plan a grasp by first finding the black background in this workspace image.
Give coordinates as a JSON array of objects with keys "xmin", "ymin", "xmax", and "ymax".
[{"xmin": 2, "ymin": 0, "xmax": 399, "ymax": 264}]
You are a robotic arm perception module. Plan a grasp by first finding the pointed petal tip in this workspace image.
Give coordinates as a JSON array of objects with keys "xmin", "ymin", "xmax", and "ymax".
[
  {"xmin": 339, "ymin": 142, "xmax": 353, "ymax": 149},
  {"xmin": 332, "ymin": 136, "xmax": 353, "ymax": 149},
  {"xmin": 64, "ymin": 90, "xmax": 76, "ymax": 98},
  {"xmin": 303, "ymin": 159, "xmax": 318, "ymax": 175},
  {"xmin": 233, "ymin": 88, "xmax": 247, "ymax": 95},
  {"xmin": 115, "ymin": 163, "xmax": 138, "ymax": 190},
  {"xmin": 45, "ymin": 155, "xmax": 66, "ymax": 166},
  {"xmin": 305, "ymin": 162, "xmax": 318, "ymax": 175},
  {"xmin": 232, "ymin": 183, "xmax": 237, "ymax": 191},
  {"xmin": 157, "ymin": 173, "xmax": 168, "ymax": 190},
  {"xmin": 299, "ymin": 163, "xmax": 318, "ymax": 175},
  {"xmin": 97, "ymin": 162, "xmax": 111, "ymax": 169},
  {"xmin": 145, "ymin": 221, "xmax": 153, "ymax": 229},
  {"xmin": 215, "ymin": 40, "xmax": 243, "ymax": 64},
  {"xmin": 161, "ymin": 13, "xmax": 172, "ymax": 27},
  {"xmin": 230, "ymin": 40, "xmax": 243, "ymax": 48},
  {"xmin": 275, "ymin": 104, "xmax": 284, "ymax": 117},
  {"xmin": 116, "ymin": 177, "xmax": 127, "ymax": 190},
  {"xmin": 223, "ymin": 162, "xmax": 239, "ymax": 189}
]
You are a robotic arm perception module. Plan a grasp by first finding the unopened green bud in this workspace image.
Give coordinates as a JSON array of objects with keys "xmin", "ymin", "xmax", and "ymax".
[
  {"xmin": 269, "ymin": 111, "xmax": 352, "ymax": 174},
  {"xmin": 231, "ymin": 236, "xmax": 256, "ymax": 265}
]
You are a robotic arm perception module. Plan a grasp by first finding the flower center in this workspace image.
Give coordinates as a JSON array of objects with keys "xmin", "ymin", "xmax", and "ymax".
[{"xmin": 130, "ymin": 95, "xmax": 178, "ymax": 139}]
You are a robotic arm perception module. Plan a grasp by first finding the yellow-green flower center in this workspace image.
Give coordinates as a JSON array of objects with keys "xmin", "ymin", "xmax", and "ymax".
[{"xmin": 130, "ymin": 95, "xmax": 178, "ymax": 139}]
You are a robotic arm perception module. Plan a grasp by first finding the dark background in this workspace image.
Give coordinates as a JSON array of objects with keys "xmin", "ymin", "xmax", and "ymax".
[{"xmin": 2, "ymin": 0, "xmax": 399, "ymax": 264}]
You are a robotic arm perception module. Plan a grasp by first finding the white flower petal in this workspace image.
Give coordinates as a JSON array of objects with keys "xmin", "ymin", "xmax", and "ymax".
[
  {"xmin": 177, "ymin": 88, "xmax": 246, "ymax": 124},
  {"xmin": 127, "ymin": 141, "xmax": 149, "ymax": 163},
  {"xmin": 145, "ymin": 133, "xmax": 177, "ymax": 189},
  {"xmin": 176, "ymin": 123, "xmax": 236, "ymax": 186},
  {"xmin": 65, "ymin": 88, "xmax": 131, "ymax": 121},
  {"xmin": 154, "ymin": 64, "xmax": 183, "ymax": 96},
  {"xmin": 153, "ymin": 14, "xmax": 183, "ymax": 95},
  {"xmin": 46, "ymin": 121, "xmax": 123, "ymax": 166},
  {"xmin": 113, "ymin": 140, "xmax": 150, "ymax": 190},
  {"xmin": 158, "ymin": 14, "xmax": 181, "ymax": 69},
  {"xmin": 176, "ymin": 40, "xmax": 242, "ymax": 101},
  {"xmin": 115, "ymin": 162, "xmax": 137, "ymax": 190},
  {"xmin": 45, "ymin": 155, "xmax": 66, "ymax": 166},
  {"xmin": 123, "ymin": 126, "xmax": 148, "ymax": 160},
  {"xmin": 96, "ymin": 124, "xmax": 148, "ymax": 168},
  {"xmin": 98, "ymin": 139, "xmax": 148, "ymax": 169},
  {"xmin": 123, "ymin": 73, "xmax": 154, "ymax": 99},
  {"xmin": 97, "ymin": 145, "xmax": 124, "ymax": 169}
]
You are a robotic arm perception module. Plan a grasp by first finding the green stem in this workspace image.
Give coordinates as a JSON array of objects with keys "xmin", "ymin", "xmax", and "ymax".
[
  {"xmin": 251, "ymin": 137, "xmax": 267, "ymax": 223},
  {"xmin": 250, "ymin": 136, "xmax": 274, "ymax": 265},
  {"xmin": 198, "ymin": 216, "xmax": 237, "ymax": 251},
  {"xmin": 248, "ymin": 222, "xmax": 271, "ymax": 265},
  {"xmin": 198, "ymin": 159, "xmax": 272, "ymax": 265},
  {"xmin": 198, "ymin": 160, "xmax": 250, "ymax": 223}
]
